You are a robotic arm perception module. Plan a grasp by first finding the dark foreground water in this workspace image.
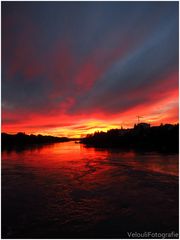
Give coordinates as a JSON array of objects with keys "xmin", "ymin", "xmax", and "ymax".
[{"xmin": 2, "ymin": 141, "xmax": 179, "ymax": 238}]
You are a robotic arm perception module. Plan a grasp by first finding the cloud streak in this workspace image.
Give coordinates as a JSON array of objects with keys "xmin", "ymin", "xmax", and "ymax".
[{"xmin": 2, "ymin": 2, "xmax": 179, "ymax": 137}]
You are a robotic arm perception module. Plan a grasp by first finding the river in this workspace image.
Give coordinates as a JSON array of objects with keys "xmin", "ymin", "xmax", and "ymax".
[{"xmin": 2, "ymin": 141, "xmax": 179, "ymax": 238}]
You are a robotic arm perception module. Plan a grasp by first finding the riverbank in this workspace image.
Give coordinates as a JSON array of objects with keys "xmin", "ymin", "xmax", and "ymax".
[
  {"xmin": 81, "ymin": 124, "xmax": 179, "ymax": 153},
  {"xmin": 1, "ymin": 132, "xmax": 71, "ymax": 152}
]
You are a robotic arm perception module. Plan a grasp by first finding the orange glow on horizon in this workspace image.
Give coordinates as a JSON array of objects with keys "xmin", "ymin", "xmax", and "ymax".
[
  {"xmin": 2, "ymin": 114, "xmax": 179, "ymax": 138},
  {"xmin": 2, "ymin": 73, "xmax": 179, "ymax": 138}
]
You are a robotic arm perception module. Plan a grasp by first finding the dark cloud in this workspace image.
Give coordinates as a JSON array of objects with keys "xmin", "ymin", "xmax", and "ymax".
[{"xmin": 2, "ymin": 2, "xmax": 179, "ymax": 135}]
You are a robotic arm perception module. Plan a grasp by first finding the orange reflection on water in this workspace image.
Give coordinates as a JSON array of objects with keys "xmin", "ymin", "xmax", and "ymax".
[
  {"xmin": 2, "ymin": 142, "xmax": 178, "ymax": 177},
  {"xmin": 2, "ymin": 141, "xmax": 178, "ymax": 239}
]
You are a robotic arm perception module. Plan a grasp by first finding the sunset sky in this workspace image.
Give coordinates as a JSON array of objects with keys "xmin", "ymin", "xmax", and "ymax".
[{"xmin": 2, "ymin": 2, "xmax": 179, "ymax": 138}]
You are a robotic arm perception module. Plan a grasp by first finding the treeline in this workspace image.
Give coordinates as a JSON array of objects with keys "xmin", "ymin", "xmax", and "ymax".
[
  {"xmin": 81, "ymin": 123, "xmax": 179, "ymax": 152},
  {"xmin": 2, "ymin": 132, "xmax": 70, "ymax": 151}
]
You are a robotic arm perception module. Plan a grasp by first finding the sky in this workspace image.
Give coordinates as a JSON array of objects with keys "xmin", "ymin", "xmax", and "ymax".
[{"xmin": 2, "ymin": 1, "xmax": 179, "ymax": 138}]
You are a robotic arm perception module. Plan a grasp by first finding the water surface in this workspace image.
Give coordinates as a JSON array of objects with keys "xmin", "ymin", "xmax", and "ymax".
[{"xmin": 2, "ymin": 141, "xmax": 179, "ymax": 238}]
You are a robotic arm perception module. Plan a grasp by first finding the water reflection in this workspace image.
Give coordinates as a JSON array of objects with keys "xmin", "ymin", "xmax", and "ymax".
[{"xmin": 2, "ymin": 141, "xmax": 179, "ymax": 238}]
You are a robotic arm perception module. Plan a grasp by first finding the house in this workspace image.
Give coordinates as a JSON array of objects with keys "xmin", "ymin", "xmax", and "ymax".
[{"xmin": 134, "ymin": 123, "xmax": 150, "ymax": 130}]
